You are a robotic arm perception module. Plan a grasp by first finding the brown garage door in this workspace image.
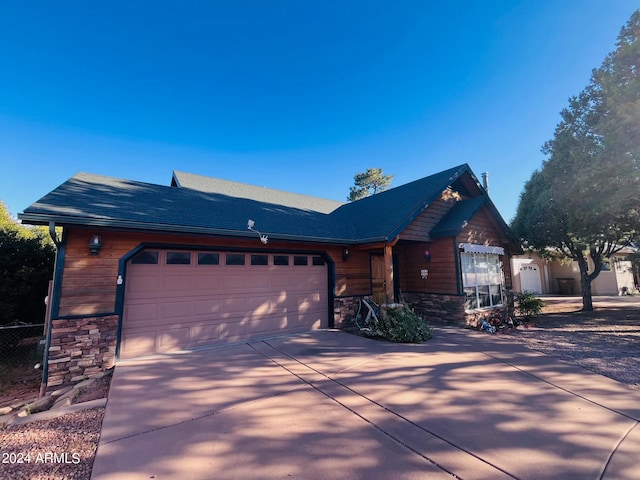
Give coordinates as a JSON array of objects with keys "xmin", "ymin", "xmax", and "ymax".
[{"xmin": 120, "ymin": 250, "xmax": 328, "ymax": 359}]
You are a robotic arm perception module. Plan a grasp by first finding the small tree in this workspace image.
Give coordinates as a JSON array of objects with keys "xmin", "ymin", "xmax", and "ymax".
[
  {"xmin": 0, "ymin": 202, "xmax": 55, "ymax": 325},
  {"xmin": 347, "ymin": 168, "xmax": 394, "ymax": 201}
]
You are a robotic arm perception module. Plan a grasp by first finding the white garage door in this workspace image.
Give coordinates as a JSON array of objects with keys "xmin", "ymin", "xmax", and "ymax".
[{"xmin": 120, "ymin": 249, "xmax": 328, "ymax": 359}]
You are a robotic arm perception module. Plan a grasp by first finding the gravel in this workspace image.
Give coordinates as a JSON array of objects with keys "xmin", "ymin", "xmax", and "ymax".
[
  {"xmin": 1, "ymin": 295, "xmax": 637, "ymax": 479},
  {"xmin": 1, "ymin": 408, "xmax": 104, "ymax": 480},
  {"xmin": 506, "ymin": 295, "xmax": 640, "ymax": 386}
]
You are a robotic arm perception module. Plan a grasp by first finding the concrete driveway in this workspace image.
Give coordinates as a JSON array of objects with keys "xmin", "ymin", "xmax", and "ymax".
[{"xmin": 91, "ymin": 328, "xmax": 640, "ymax": 479}]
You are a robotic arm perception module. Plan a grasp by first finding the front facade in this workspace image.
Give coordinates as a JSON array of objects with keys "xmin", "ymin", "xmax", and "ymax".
[{"xmin": 20, "ymin": 164, "xmax": 521, "ymax": 391}]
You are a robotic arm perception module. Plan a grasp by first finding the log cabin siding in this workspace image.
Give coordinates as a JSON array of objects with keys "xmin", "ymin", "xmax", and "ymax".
[
  {"xmin": 398, "ymin": 238, "xmax": 458, "ymax": 294},
  {"xmin": 58, "ymin": 227, "xmax": 368, "ymax": 317},
  {"xmin": 456, "ymin": 206, "xmax": 503, "ymax": 246},
  {"xmin": 398, "ymin": 196, "xmax": 457, "ymax": 242},
  {"xmin": 456, "ymin": 207, "xmax": 514, "ymax": 288}
]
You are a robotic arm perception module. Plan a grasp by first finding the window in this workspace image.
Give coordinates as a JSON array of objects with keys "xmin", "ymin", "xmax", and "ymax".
[
  {"xmin": 131, "ymin": 250, "xmax": 159, "ymax": 265},
  {"xmin": 312, "ymin": 256, "xmax": 325, "ymax": 266},
  {"xmin": 226, "ymin": 253, "xmax": 245, "ymax": 266},
  {"xmin": 293, "ymin": 256, "xmax": 308, "ymax": 266},
  {"xmin": 166, "ymin": 251, "xmax": 191, "ymax": 265},
  {"xmin": 461, "ymin": 252, "xmax": 503, "ymax": 310},
  {"xmin": 198, "ymin": 252, "xmax": 220, "ymax": 265},
  {"xmin": 250, "ymin": 254, "xmax": 269, "ymax": 266},
  {"xmin": 274, "ymin": 255, "xmax": 289, "ymax": 266}
]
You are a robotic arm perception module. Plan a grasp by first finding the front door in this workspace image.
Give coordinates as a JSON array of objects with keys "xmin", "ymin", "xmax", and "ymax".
[{"xmin": 371, "ymin": 255, "xmax": 386, "ymax": 304}]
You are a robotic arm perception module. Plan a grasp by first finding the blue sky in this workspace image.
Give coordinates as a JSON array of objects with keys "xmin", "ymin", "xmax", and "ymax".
[{"xmin": 1, "ymin": 1, "xmax": 636, "ymax": 223}]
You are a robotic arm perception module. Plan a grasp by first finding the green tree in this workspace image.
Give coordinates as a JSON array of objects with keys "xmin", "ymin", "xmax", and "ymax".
[
  {"xmin": 0, "ymin": 202, "xmax": 56, "ymax": 325},
  {"xmin": 347, "ymin": 168, "xmax": 394, "ymax": 201},
  {"xmin": 512, "ymin": 11, "xmax": 640, "ymax": 311}
]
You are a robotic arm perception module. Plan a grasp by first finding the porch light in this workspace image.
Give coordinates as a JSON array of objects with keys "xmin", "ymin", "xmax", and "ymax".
[
  {"xmin": 343, "ymin": 248, "xmax": 350, "ymax": 261},
  {"xmin": 89, "ymin": 234, "xmax": 102, "ymax": 256},
  {"xmin": 424, "ymin": 250, "xmax": 431, "ymax": 261}
]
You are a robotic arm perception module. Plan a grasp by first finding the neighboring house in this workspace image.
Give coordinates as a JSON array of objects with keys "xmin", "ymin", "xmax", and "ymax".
[
  {"xmin": 19, "ymin": 164, "xmax": 521, "ymax": 390},
  {"xmin": 511, "ymin": 248, "xmax": 638, "ymax": 296}
]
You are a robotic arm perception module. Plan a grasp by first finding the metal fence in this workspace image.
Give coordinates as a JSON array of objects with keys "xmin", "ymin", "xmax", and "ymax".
[{"xmin": 0, "ymin": 323, "xmax": 46, "ymax": 366}]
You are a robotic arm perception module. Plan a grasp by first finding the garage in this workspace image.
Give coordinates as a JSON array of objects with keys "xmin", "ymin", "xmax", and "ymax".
[{"xmin": 120, "ymin": 249, "xmax": 329, "ymax": 359}]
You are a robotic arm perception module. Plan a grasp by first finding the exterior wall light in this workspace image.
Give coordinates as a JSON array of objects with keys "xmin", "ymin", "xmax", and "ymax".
[
  {"xmin": 424, "ymin": 249, "xmax": 431, "ymax": 261},
  {"xmin": 89, "ymin": 234, "xmax": 102, "ymax": 256},
  {"xmin": 343, "ymin": 248, "xmax": 350, "ymax": 261}
]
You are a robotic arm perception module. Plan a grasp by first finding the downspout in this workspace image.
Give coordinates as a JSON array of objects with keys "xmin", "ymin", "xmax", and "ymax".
[
  {"xmin": 48, "ymin": 221, "xmax": 61, "ymax": 248},
  {"xmin": 454, "ymin": 237, "xmax": 462, "ymax": 295},
  {"xmin": 40, "ymin": 222, "xmax": 63, "ymax": 396}
]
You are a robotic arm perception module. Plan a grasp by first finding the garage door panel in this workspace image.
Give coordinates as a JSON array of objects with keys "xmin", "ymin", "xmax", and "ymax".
[
  {"xmin": 157, "ymin": 328, "xmax": 190, "ymax": 352},
  {"xmin": 193, "ymin": 274, "xmax": 223, "ymax": 291},
  {"xmin": 222, "ymin": 295, "xmax": 271, "ymax": 314},
  {"xmin": 189, "ymin": 324, "xmax": 220, "ymax": 345},
  {"xmin": 124, "ymin": 303, "xmax": 158, "ymax": 322},
  {"xmin": 192, "ymin": 299, "xmax": 221, "ymax": 315},
  {"xmin": 121, "ymin": 331, "xmax": 156, "ymax": 358},
  {"xmin": 270, "ymin": 273, "xmax": 293, "ymax": 287},
  {"xmin": 161, "ymin": 300, "xmax": 192, "ymax": 319},
  {"xmin": 163, "ymin": 275, "xmax": 194, "ymax": 291},
  {"xmin": 218, "ymin": 319, "xmax": 247, "ymax": 338},
  {"xmin": 122, "ymin": 250, "xmax": 328, "ymax": 359},
  {"xmin": 126, "ymin": 275, "xmax": 162, "ymax": 295}
]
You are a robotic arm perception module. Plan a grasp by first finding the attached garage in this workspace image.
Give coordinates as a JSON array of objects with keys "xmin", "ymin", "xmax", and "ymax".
[{"xmin": 120, "ymin": 249, "xmax": 329, "ymax": 359}]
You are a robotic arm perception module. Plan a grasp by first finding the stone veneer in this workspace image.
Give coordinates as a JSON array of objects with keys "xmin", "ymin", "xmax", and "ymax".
[
  {"xmin": 46, "ymin": 315, "xmax": 118, "ymax": 392},
  {"xmin": 403, "ymin": 292, "xmax": 507, "ymax": 327},
  {"xmin": 333, "ymin": 295, "xmax": 373, "ymax": 328}
]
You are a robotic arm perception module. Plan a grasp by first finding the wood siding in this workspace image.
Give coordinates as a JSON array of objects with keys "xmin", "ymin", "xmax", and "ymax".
[
  {"xmin": 398, "ymin": 238, "xmax": 458, "ymax": 295},
  {"xmin": 457, "ymin": 207, "xmax": 514, "ymax": 288},
  {"xmin": 58, "ymin": 228, "xmax": 370, "ymax": 317},
  {"xmin": 398, "ymin": 196, "xmax": 457, "ymax": 242}
]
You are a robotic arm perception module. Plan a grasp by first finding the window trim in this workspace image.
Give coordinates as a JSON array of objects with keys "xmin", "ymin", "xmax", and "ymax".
[{"xmin": 461, "ymin": 251, "xmax": 504, "ymax": 310}]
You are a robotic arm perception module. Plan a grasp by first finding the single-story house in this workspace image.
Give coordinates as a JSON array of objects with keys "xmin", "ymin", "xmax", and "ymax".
[
  {"xmin": 19, "ymin": 163, "xmax": 522, "ymax": 390},
  {"xmin": 511, "ymin": 248, "xmax": 639, "ymax": 296}
]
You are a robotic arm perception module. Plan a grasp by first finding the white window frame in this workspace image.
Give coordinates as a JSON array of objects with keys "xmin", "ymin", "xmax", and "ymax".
[{"xmin": 461, "ymin": 251, "xmax": 504, "ymax": 310}]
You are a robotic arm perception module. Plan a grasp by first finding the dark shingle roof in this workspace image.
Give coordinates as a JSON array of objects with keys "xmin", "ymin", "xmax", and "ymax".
[
  {"xmin": 172, "ymin": 171, "xmax": 343, "ymax": 214},
  {"xmin": 430, "ymin": 196, "xmax": 487, "ymax": 238},
  {"xmin": 19, "ymin": 163, "xmax": 517, "ymax": 247}
]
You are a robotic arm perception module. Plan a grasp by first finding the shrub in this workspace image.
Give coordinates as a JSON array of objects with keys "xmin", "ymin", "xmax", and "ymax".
[
  {"xmin": 514, "ymin": 291, "xmax": 545, "ymax": 320},
  {"xmin": 0, "ymin": 202, "xmax": 55, "ymax": 325},
  {"xmin": 372, "ymin": 305, "xmax": 432, "ymax": 343}
]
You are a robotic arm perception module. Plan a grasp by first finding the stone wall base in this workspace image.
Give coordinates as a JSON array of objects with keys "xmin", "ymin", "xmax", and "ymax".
[
  {"xmin": 402, "ymin": 292, "xmax": 467, "ymax": 325},
  {"xmin": 46, "ymin": 315, "xmax": 118, "ymax": 392},
  {"xmin": 333, "ymin": 295, "xmax": 373, "ymax": 329},
  {"xmin": 403, "ymin": 292, "xmax": 508, "ymax": 327}
]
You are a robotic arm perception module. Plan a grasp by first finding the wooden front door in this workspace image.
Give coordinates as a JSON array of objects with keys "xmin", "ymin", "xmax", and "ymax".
[{"xmin": 371, "ymin": 255, "xmax": 386, "ymax": 304}]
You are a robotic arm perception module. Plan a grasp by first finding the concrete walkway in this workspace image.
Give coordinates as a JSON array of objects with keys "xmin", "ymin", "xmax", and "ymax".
[{"xmin": 91, "ymin": 328, "xmax": 640, "ymax": 479}]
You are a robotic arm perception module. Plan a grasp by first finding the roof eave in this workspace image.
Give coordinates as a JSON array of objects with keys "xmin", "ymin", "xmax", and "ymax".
[{"xmin": 18, "ymin": 212, "xmax": 356, "ymax": 245}]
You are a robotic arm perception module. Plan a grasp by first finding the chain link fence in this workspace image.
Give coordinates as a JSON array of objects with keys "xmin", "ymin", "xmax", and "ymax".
[{"xmin": 0, "ymin": 323, "xmax": 46, "ymax": 384}]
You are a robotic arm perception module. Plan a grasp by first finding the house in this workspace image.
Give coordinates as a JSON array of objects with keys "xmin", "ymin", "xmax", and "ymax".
[
  {"xmin": 511, "ymin": 248, "xmax": 639, "ymax": 296},
  {"xmin": 19, "ymin": 163, "xmax": 522, "ymax": 390}
]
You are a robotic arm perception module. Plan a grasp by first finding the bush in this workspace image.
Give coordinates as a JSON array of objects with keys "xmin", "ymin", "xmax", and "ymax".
[
  {"xmin": 371, "ymin": 305, "xmax": 432, "ymax": 343},
  {"xmin": 514, "ymin": 291, "xmax": 545, "ymax": 320},
  {"xmin": 0, "ymin": 202, "xmax": 55, "ymax": 325}
]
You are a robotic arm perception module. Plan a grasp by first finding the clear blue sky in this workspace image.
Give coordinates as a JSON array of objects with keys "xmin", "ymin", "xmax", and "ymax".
[{"xmin": 1, "ymin": 1, "xmax": 636, "ymax": 223}]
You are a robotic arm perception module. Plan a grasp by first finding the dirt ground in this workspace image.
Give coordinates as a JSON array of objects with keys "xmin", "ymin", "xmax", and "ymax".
[{"xmin": 509, "ymin": 295, "xmax": 640, "ymax": 386}]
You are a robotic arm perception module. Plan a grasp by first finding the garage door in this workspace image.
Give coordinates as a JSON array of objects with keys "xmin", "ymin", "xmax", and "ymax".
[{"xmin": 120, "ymin": 249, "xmax": 328, "ymax": 359}]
